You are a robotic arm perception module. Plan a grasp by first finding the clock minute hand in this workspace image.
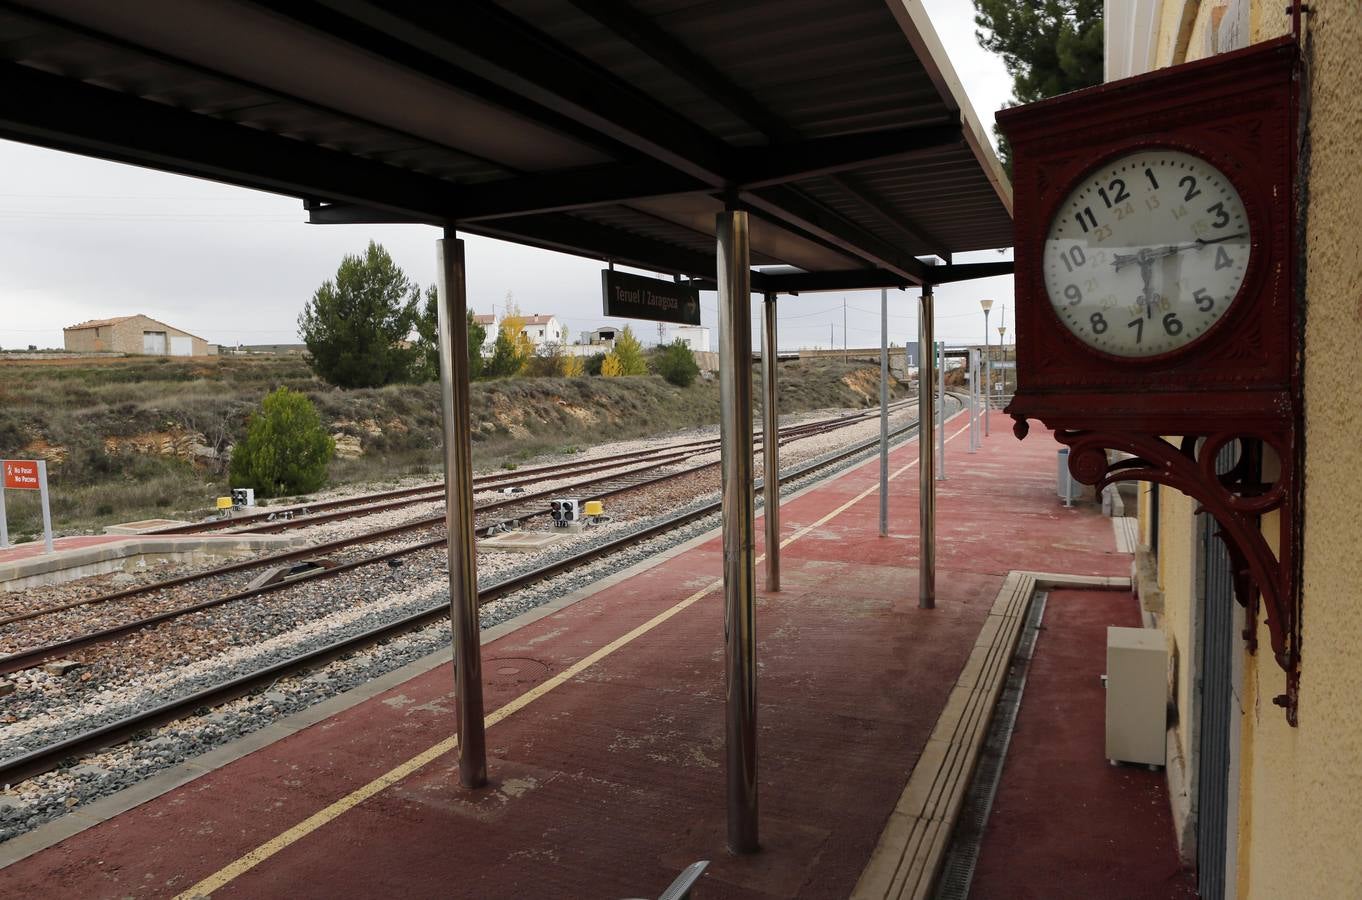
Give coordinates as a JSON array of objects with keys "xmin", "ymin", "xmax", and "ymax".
[{"xmin": 1111, "ymin": 231, "xmax": 1248, "ymax": 272}]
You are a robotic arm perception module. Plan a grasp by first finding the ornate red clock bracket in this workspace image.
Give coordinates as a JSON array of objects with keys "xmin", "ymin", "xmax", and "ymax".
[{"xmin": 1014, "ymin": 416, "xmax": 1301, "ymax": 724}]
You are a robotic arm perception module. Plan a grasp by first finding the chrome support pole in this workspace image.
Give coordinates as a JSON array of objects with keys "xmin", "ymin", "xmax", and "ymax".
[
  {"xmin": 936, "ymin": 339, "xmax": 946, "ymax": 481},
  {"xmin": 879, "ymin": 288, "xmax": 891, "ymax": 537},
  {"xmin": 717, "ymin": 210, "xmax": 758, "ymax": 854},
  {"xmin": 983, "ymin": 308, "xmax": 992, "ymax": 437},
  {"xmin": 968, "ymin": 349, "xmax": 978, "ymax": 453},
  {"xmin": 918, "ymin": 285, "xmax": 936, "ymax": 610},
  {"xmin": 435, "ymin": 230, "xmax": 487, "ymax": 789},
  {"xmin": 761, "ymin": 292, "xmax": 780, "ymax": 592}
]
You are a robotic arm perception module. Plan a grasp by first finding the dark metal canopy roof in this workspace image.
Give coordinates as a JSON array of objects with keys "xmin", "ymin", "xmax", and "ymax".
[{"xmin": 0, "ymin": 0, "xmax": 1013, "ymax": 292}]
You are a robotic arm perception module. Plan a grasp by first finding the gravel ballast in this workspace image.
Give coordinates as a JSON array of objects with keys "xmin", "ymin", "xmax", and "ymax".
[{"xmin": 0, "ymin": 402, "xmax": 950, "ymax": 844}]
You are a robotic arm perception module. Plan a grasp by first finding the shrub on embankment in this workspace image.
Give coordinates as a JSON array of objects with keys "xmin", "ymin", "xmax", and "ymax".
[{"xmin": 0, "ymin": 355, "xmax": 910, "ymax": 537}]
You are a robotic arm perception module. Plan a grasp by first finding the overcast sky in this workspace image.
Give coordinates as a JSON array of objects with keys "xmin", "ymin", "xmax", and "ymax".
[{"xmin": 0, "ymin": 2, "xmax": 1016, "ymax": 354}]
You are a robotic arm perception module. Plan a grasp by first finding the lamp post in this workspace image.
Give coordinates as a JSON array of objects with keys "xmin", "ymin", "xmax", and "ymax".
[
  {"xmin": 997, "ymin": 325, "xmax": 1008, "ymax": 397},
  {"xmin": 980, "ymin": 299, "xmax": 993, "ymax": 436}
]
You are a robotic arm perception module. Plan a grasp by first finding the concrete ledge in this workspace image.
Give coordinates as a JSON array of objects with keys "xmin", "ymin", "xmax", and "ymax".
[
  {"xmin": 0, "ymin": 535, "xmax": 303, "ymax": 592},
  {"xmin": 852, "ymin": 570, "xmax": 1133, "ymax": 900}
]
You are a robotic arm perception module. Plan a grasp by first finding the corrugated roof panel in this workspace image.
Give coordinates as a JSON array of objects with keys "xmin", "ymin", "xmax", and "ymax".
[{"xmin": 0, "ymin": 0, "xmax": 1013, "ymax": 283}]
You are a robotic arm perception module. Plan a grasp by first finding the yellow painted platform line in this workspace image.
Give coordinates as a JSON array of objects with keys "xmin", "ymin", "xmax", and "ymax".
[{"xmin": 178, "ymin": 420, "xmax": 968, "ymax": 899}]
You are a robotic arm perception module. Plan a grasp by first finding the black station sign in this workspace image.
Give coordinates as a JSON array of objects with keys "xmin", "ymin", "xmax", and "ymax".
[{"xmin": 601, "ymin": 270, "xmax": 701, "ymax": 325}]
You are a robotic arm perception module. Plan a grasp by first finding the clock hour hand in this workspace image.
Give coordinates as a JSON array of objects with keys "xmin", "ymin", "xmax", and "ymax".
[{"xmin": 1112, "ymin": 251, "xmax": 1139, "ymax": 272}]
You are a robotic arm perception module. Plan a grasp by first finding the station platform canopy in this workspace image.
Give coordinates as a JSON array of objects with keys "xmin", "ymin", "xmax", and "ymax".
[{"xmin": 0, "ymin": 0, "xmax": 1012, "ymax": 293}]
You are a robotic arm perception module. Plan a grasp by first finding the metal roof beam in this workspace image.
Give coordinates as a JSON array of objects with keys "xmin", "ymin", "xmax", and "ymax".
[
  {"xmin": 732, "ymin": 123, "xmax": 962, "ymax": 188},
  {"xmin": 741, "ymin": 187, "xmax": 929, "ymax": 285},
  {"xmin": 0, "ymin": 61, "xmax": 462, "ymax": 220},
  {"xmin": 305, "ymin": 0, "xmax": 732, "ymax": 185},
  {"xmin": 563, "ymin": 0, "xmax": 798, "ymax": 140},
  {"xmin": 923, "ymin": 260, "xmax": 1014, "ymax": 284},
  {"xmin": 452, "ymin": 123, "xmax": 964, "ymax": 221},
  {"xmin": 463, "ymin": 213, "xmax": 731, "ymax": 284},
  {"xmin": 562, "ymin": 0, "xmax": 955, "ymax": 255},
  {"xmin": 264, "ymin": 0, "xmax": 642, "ymax": 164},
  {"xmin": 758, "ymin": 259, "xmax": 1013, "ymax": 293}
]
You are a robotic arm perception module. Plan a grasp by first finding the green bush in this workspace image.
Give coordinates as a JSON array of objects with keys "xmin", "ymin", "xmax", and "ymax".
[
  {"xmin": 229, "ymin": 387, "xmax": 335, "ymax": 498},
  {"xmin": 650, "ymin": 339, "xmax": 700, "ymax": 387},
  {"xmin": 584, "ymin": 351, "xmax": 607, "ymax": 376}
]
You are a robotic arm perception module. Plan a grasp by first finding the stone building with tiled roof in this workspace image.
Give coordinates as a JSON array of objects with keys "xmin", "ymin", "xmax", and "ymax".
[{"xmin": 63, "ymin": 314, "xmax": 212, "ymax": 356}]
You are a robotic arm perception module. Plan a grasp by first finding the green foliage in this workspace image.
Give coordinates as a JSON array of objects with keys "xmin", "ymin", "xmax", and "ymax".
[
  {"xmin": 297, "ymin": 241, "xmax": 420, "ymax": 388},
  {"xmin": 650, "ymin": 339, "xmax": 700, "ymax": 387},
  {"xmin": 411, "ymin": 285, "xmax": 486, "ymax": 382},
  {"xmin": 973, "ymin": 0, "xmax": 1103, "ymax": 168},
  {"xmin": 611, "ymin": 325, "xmax": 648, "ymax": 376},
  {"xmin": 485, "ymin": 326, "xmax": 526, "ymax": 378},
  {"xmin": 584, "ymin": 352, "xmax": 607, "ymax": 376},
  {"xmin": 229, "ymin": 387, "xmax": 335, "ymax": 498}
]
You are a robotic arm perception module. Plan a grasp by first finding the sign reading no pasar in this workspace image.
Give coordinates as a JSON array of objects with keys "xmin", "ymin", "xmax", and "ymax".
[
  {"xmin": 3, "ymin": 460, "xmax": 40, "ymax": 490},
  {"xmin": 601, "ymin": 270, "xmax": 701, "ymax": 326}
]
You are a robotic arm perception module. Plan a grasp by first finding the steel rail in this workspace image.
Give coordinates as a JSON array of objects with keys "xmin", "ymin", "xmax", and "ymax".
[
  {"xmin": 0, "ymin": 399, "xmax": 954, "ymax": 785},
  {"xmin": 0, "ymin": 401, "xmax": 914, "ymax": 628},
  {"xmin": 150, "ymin": 402, "xmax": 913, "ymax": 535}
]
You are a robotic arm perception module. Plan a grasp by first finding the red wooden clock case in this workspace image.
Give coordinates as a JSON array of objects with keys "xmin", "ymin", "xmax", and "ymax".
[{"xmin": 998, "ymin": 38, "xmax": 1303, "ymax": 723}]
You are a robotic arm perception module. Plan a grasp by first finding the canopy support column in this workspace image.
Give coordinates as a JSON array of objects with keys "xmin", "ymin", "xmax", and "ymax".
[
  {"xmin": 918, "ymin": 285, "xmax": 936, "ymax": 610},
  {"xmin": 718, "ymin": 209, "xmax": 759, "ymax": 854},
  {"xmin": 435, "ymin": 229, "xmax": 487, "ymax": 789},
  {"xmin": 880, "ymin": 287, "xmax": 890, "ymax": 537},
  {"xmin": 761, "ymin": 292, "xmax": 781, "ymax": 592},
  {"xmin": 936, "ymin": 339, "xmax": 946, "ymax": 480}
]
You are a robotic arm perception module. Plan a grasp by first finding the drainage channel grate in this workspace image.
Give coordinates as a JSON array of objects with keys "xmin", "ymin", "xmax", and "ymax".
[{"xmin": 933, "ymin": 592, "xmax": 1049, "ymax": 900}]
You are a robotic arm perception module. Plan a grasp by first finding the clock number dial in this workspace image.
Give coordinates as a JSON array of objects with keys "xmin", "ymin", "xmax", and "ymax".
[{"xmin": 1044, "ymin": 150, "xmax": 1251, "ymax": 358}]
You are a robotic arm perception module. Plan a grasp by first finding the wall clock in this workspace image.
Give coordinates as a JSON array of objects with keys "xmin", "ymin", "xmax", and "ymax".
[
  {"xmin": 998, "ymin": 37, "xmax": 1303, "ymax": 723},
  {"xmin": 1044, "ymin": 149, "xmax": 1251, "ymax": 359}
]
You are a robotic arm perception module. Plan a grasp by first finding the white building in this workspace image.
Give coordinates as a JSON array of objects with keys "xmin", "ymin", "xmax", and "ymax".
[
  {"xmin": 520, "ymin": 314, "xmax": 565, "ymax": 346},
  {"xmin": 472, "ymin": 312, "xmax": 498, "ymax": 350},
  {"xmin": 668, "ymin": 325, "xmax": 710, "ymax": 352}
]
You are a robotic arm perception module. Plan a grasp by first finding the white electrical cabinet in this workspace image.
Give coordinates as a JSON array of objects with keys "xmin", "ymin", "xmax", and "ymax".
[{"xmin": 1105, "ymin": 626, "xmax": 1167, "ymax": 766}]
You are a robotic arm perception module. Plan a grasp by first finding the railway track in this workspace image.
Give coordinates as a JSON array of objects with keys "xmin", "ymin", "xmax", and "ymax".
[
  {"xmin": 0, "ymin": 398, "xmax": 958, "ymax": 784},
  {"xmin": 0, "ymin": 403, "xmax": 914, "ymax": 632},
  {"xmin": 154, "ymin": 403, "xmax": 914, "ymax": 536}
]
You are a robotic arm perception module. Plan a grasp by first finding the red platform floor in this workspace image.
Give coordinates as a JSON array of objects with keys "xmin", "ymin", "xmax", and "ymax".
[
  {"xmin": 0, "ymin": 534, "xmax": 131, "ymax": 563},
  {"xmin": 968, "ymin": 589, "xmax": 1197, "ymax": 900},
  {"xmin": 1, "ymin": 414, "xmax": 1162, "ymax": 898}
]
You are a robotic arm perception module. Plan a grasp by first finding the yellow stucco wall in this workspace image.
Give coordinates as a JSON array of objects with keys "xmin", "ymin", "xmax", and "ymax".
[
  {"xmin": 1155, "ymin": 485, "xmax": 1197, "ymax": 763},
  {"xmin": 1134, "ymin": 2, "xmax": 1362, "ymax": 897},
  {"xmin": 1236, "ymin": 3, "xmax": 1362, "ymax": 896}
]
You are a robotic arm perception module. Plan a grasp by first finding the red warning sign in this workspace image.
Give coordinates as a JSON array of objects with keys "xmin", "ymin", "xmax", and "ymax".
[{"xmin": 3, "ymin": 460, "xmax": 40, "ymax": 490}]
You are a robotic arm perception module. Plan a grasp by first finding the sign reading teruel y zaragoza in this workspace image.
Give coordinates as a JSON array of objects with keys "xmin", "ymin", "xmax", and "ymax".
[{"xmin": 601, "ymin": 270, "xmax": 701, "ymax": 326}]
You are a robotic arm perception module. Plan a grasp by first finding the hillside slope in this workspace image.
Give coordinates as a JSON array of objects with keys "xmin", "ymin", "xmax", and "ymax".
[{"xmin": 0, "ymin": 355, "xmax": 910, "ymax": 537}]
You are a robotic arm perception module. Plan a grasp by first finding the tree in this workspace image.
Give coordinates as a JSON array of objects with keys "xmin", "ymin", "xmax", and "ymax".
[
  {"xmin": 584, "ymin": 351, "xmax": 607, "ymax": 376},
  {"xmin": 410, "ymin": 285, "xmax": 486, "ymax": 382},
  {"xmin": 560, "ymin": 353, "xmax": 585, "ymax": 377},
  {"xmin": 600, "ymin": 353, "xmax": 624, "ymax": 377},
  {"xmin": 973, "ymin": 1, "xmax": 1103, "ymax": 169},
  {"xmin": 651, "ymin": 339, "xmax": 700, "ymax": 387},
  {"xmin": 612, "ymin": 325, "xmax": 648, "ymax": 375},
  {"xmin": 229, "ymin": 388, "xmax": 335, "ymax": 498},
  {"xmin": 297, "ymin": 241, "xmax": 421, "ymax": 388}
]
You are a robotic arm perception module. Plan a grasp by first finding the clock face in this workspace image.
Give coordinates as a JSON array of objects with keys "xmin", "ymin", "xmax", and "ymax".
[{"xmin": 1043, "ymin": 149, "xmax": 1251, "ymax": 358}]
